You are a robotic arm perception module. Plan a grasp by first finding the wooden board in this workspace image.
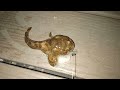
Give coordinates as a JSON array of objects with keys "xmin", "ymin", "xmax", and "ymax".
[
  {"xmin": 0, "ymin": 11, "xmax": 120, "ymax": 79},
  {"xmin": 78, "ymin": 11, "xmax": 120, "ymax": 19},
  {"xmin": 0, "ymin": 63, "xmax": 63, "ymax": 79}
]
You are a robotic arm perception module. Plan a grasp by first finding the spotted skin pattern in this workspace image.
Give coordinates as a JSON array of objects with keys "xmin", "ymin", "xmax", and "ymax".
[{"xmin": 25, "ymin": 27, "xmax": 75, "ymax": 66}]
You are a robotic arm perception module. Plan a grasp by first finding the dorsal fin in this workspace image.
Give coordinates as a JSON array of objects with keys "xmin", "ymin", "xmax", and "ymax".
[{"xmin": 49, "ymin": 32, "xmax": 53, "ymax": 38}]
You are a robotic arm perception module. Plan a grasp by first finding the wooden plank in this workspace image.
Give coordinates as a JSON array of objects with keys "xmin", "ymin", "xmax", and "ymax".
[
  {"xmin": 0, "ymin": 63, "xmax": 63, "ymax": 79},
  {"xmin": 0, "ymin": 11, "xmax": 75, "ymax": 79},
  {"xmin": 78, "ymin": 11, "xmax": 120, "ymax": 20},
  {"xmin": 0, "ymin": 11, "xmax": 120, "ymax": 79},
  {"xmin": 0, "ymin": 58, "xmax": 77, "ymax": 79}
]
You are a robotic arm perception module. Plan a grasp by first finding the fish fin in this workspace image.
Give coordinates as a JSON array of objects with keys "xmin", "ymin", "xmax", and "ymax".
[{"xmin": 49, "ymin": 32, "xmax": 53, "ymax": 38}]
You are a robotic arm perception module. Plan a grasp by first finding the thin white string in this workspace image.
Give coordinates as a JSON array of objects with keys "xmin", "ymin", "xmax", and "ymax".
[
  {"xmin": 71, "ymin": 52, "xmax": 76, "ymax": 79},
  {"xmin": 74, "ymin": 53, "xmax": 76, "ymax": 79}
]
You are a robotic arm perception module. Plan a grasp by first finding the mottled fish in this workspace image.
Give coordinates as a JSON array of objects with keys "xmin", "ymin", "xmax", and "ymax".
[{"xmin": 25, "ymin": 27, "xmax": 75, "ymax": 66}]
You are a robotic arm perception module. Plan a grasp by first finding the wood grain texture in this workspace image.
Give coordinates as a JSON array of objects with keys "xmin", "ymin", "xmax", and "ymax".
[
  {"xmin": 78, "ymin": 11, "xmax": 120, "ymax": 20},
  {"xmin": 0, "ymin": 11, "xmax": 120, "ymax": 79},
  {"xmin": 0, "ymin": 63, "xmax": 63, "ymax": 79}
]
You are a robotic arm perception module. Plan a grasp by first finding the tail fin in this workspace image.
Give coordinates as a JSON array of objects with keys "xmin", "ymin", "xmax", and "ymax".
[{"xmin": 24, "ymin": 27, "xmax": 42, "ymax": 49}]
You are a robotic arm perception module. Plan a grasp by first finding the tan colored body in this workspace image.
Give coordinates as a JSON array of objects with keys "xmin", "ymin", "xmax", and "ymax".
[{"xmin": 25, "ymin": 27, "xmax": 75, "ymax": 66}]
